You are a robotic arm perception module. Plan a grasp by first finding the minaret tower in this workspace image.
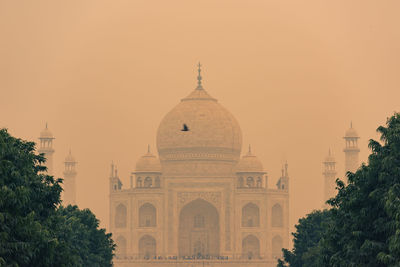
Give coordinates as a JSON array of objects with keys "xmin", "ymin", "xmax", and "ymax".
[
  {"xmin": 277, "ymin": 161, "xmax": 289, "ymax": 191},
  {"xmin": 63, "ymin": 150, "xmax": 77, "ymax": 205},
  {"xmin": 38, "ymin": 123, "xmax": 55, "ymax": 175},
  {"xmin": 109, "ymin": 161, "xmax": 122, "ymax": 192},
  {"xmin": 343, "ymin": 122, "xmax": 360, "ymax": 174},
  {"xmin": 323, "ymin": 149, "xmax": 337, "ymax": 206}
]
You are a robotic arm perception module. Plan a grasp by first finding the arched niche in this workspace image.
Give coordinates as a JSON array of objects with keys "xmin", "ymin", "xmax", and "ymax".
[
  {"xmin": 139, "ymin": 235, "xmax": 156, "ymax": 259},
  {"xmin": 116, "ymin": 235, "xmax": 127, "ymax": 255},
  {"xmin": 272, "ymin": 235, "xmax": 283, "ymax": 258},
  {"xmin": 242, "ymin": 202, "xmax": 260, "ymax": 227},
  {"xmin": 139, "ymin": 203, "xmax": 156, "ymax": 227},
  {"xmin": 271, "ymin": 203, "xmax": 283, "ymax": 227},
  {"xmin": 178, "ymin": 198, "xmax": 220, "ymax": 257},
  {"xmin": 115, "ymin": 204, "xmax": 127, "ymax": 228},
  {"xmin": 242, "ymin": 235, "xmax": 260, "ymax": 259}
]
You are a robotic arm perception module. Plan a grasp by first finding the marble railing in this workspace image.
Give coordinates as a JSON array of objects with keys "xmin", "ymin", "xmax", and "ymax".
[{"xmin": 115, "ymin": 254, "xmax": 267, "ymax": 261}]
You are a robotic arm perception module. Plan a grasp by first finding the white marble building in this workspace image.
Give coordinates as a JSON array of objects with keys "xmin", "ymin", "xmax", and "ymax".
[{"xmin": 109, "ymin": 65, "xmax": 289, "ymax": 267}]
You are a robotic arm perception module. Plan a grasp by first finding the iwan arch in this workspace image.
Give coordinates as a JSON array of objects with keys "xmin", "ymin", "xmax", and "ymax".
[{"xmin": 109, "ymin": 65, "xmax": 289, "ymax": 267}]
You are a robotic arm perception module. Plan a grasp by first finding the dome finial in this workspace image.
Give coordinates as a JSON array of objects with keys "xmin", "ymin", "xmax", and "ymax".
[
  {"xmin": 248, "ymin": 144, "xmax": 252, "ymax": 154},
  {"xmin": 45, "ymin": 122, "xmax": 48, "ymax": 129},
  {"xmin": 196, "ymin": 62, "xmax": 203, "ymax": 89},
  {"xmin": 350, "ymin": 121, "xmax": 353, "ymax": 128},
  {"xmin": 147, "ymin": 144, "xmax": 150, "ymax": 153}
]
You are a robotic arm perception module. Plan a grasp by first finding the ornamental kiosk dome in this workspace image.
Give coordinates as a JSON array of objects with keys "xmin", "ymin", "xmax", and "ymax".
[
  {"xmin": 236, "ymin": 146, "xmax": 264, "ymax": 173},
  {"xmin": 40, "ymin": 123, "xmax": 54, "ymax": 139},
  {"xmin": 345, "ymin": 122, "xmax": 359, "ymax": 138},
  {"xmin": 135, "ymin": 147, "xmax": 162, "ymax": 173}
]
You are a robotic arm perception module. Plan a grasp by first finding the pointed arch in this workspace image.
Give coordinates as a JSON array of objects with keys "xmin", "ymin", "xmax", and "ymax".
[
  {"xmin": 115, "ymin": 204, "xmax": 127, "ymax": 228},
  {"xmin": 242, "ymin": 202, "xmax": 260, "ymax": 227},
  {"xmin": 272, "ymin": 203, "xmax": 283, "ymax": 227},
  {"xmin": 139, "ymin": 235, "xmax": 156, "ymax": 259},
  {"xmin": 178, "ymin": 198, "xmax": 219, "ymax": 257},
  {"xmin": 272, "ymin": 235, "xmax": 283, "ymax": 258},
  {"xmin": 116, "ymin": 235, "xmax": 127, "ymax": 255},
  {"xmin": 139, "ymin": 203, "xmax": 156, "ymax": 227},
  {"xmin": 242, "ymin": 235, "xmax": 260, "ymax": 259}
]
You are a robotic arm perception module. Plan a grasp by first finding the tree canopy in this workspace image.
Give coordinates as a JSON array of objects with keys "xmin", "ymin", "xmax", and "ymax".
[
  {"xmin": 279, "ymin": 113, "xmax": 400, "ymax": 267},
  {"xmin": 278, "ymin": 210, "xmax": 332, "ymax": 267},
  {"xmin": 0, "ymin": 129, "xmax": 114, "ymax": 266}
]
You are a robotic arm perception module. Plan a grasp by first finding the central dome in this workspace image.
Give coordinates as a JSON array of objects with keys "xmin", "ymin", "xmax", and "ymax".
[{"xmin": 156, "ymin": 68, "xmax": 242, "ymax": 176}]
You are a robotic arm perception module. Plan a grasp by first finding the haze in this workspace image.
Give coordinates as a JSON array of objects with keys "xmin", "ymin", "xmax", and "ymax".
[{"xmin": 1, "ymin": 0, "xmax": 399, "ymax": 235}]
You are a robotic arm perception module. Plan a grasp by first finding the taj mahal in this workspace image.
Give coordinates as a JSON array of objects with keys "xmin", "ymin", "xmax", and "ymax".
[
  {"xmin": 109, "ymin": 65, "xmax": 290, "ymax": 267},
  {"xmin": 35, "ymin": 64, "xmax": 361, "ymax": 267}
]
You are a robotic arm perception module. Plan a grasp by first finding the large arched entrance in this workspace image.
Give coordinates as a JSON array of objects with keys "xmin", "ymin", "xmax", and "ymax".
[{"xmin": 178, "ymin": 198, "xmax": 220, "ymax": 257}]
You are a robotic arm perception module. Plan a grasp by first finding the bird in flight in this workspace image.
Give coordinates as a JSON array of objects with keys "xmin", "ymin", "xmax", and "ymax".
[{"xmin": 181, "ymin": 124, "xmax": 189, "ymax": 131}]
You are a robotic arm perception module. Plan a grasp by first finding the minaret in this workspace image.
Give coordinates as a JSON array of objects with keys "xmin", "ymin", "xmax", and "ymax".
[
  {"xmin": 38, "ymin": 123, "xmax": 55, "ymax": 175},
  {"xmin": 323, "ymin": 149, "xmax": 337, "ymax": 206},
  {"xmin": 110, "ymin": 161, "xmax": 122, "ymax": 192},
  {"xmin": 277, "ymin": 161, "xmax": 289, "ymax": 191},
  {"xmin": 63, "ymin": 150, "xmax": 77, "ymax": 206},
  {"xmin": 343, "ymin": 122, "xmax": 360, "ymax": 174}
]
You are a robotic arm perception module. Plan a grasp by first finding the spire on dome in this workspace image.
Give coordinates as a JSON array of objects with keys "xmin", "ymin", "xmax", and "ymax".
[
  {"xmin": 248, "ymin": 144, "xmax": 252, "ymax": 155},
  {"xmin": 46, "ymin": 122, "xmax": 48, "ymax": 129},
  {"xmin": 350, "ymin": 121, "xmax": 353, "ymax": 128},
  {"xmin": 147, "ymin": 144, "xmax": 151, "ymax": 153},
  {"xmin": 196, "ymin": 62, "xmax": 203, "ymax": 90}
]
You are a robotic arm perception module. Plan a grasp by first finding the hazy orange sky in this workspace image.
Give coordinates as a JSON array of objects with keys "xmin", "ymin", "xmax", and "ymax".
[{"xmin": 1, "ymin": 0, "xmax": 400, "ymax": 234}]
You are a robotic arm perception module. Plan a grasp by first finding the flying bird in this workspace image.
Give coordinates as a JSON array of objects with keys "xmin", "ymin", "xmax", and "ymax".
[{"xmin": 181, "ymin": 124, "xmax": 189, "ymax": 131}]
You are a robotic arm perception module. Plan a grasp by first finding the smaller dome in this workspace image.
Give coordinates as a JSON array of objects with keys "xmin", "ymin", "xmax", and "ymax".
[
  {"xmin": 236, "ymin": 146, "xmax": 264, "ymax": 173},
  {"xmin": 345, "ymin": 122, "xmax": 359, "ymax": 138},
  {"xmin": 135, "ymin": 148, "xmax": 161, "ymax": 173},
  {"xmin": 40, "ymin": 124, "xmax": 54, "ymax": 139},
  {"xmin": 65, "ymin": 150, "xmax": 76, "ymax": 163}
]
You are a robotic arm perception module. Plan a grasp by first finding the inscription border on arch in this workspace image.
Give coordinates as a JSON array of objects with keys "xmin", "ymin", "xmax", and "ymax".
[{"xmin": 177, "ymin": 191, "xmax": 221, "ymax": 210}]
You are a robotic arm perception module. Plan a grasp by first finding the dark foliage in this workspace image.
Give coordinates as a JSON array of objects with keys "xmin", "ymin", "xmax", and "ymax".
[
  {"xmin": 0, "ymin": 129, "xmax": 114, "ymax": 266},
  {"xmin": 278, "ymin": 210, "xmax": 332, "ymax": 267},
  {"xmin": 279, "ymin": 113, "xmax": 400, "ymax": 267}
]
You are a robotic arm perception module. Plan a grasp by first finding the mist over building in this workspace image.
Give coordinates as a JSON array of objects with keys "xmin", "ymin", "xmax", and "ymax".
[{"xmin": 109, "ymin": 66, "xmax": 290, "ymax": 267}]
